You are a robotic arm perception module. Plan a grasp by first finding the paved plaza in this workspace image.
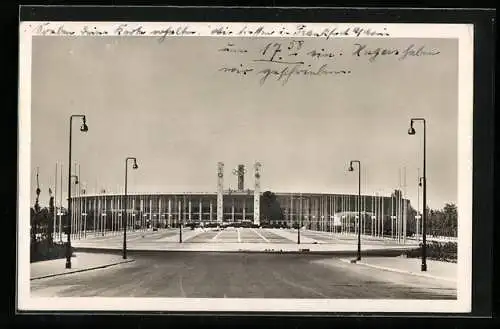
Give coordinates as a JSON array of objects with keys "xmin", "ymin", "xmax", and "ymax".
[{"xmin": 67, "ymin": 228, "xmax": 419, "ymax": 253}]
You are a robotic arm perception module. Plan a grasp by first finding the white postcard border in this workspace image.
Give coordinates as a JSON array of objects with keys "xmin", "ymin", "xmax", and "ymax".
[{"xmin": 18, "ymin": 21, "xmax": 474, "ymax": 313}]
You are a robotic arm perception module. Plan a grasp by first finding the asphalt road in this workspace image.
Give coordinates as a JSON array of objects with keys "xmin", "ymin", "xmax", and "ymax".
[{"xmin": 30, "ymin": 252, "xmax": 456, "ymax": 299}]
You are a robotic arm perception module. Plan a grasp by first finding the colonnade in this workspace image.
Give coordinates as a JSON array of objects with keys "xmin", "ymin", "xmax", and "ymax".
[{"xmin": 63, "ymin": 192, "xmax": 411, "ymax": 243}]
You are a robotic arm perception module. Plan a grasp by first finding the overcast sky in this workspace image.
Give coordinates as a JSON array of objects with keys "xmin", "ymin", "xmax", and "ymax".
[{"xmin": 29, "ymin": 36, "xmax": 458, "ymax": 210}]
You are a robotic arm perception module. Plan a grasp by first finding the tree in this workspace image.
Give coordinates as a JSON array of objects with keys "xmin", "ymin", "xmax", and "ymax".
[
  {"xmin": 443, "ymin": 203, "xmax": 458, "ymax": 237},
  {"xmin": 425, "ymin": 203, "xmax": 458, "ymax": 237},
  {"xmin": 260, "ymin": 191, "xmax": 283, "ymax": 225},
  {"xmin": 30, "ymin": 207, "xmax": 36, "ymax": 243}
]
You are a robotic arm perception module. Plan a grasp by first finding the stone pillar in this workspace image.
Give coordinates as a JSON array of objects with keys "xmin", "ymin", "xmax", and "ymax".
[
  {"xmin": 158, "ymin": 197, "xmax": 162, "ymax": 227},
  {"xmin": 178, "ymin": 200, "xmax": 182, "ymax": 225},
  {"xmin": 149, "ymin": 198, "xmax": 153, "ymax": 229},
  {"xmin": 242, "ymin": 198, "xmax": 246, "ymax": 221},
  {"xmin": 209, "ymin": 201, "xmax": 213, "ymax": 222},
  {"xmin": 188, "ymin": 199, "xmax": 192, "ymax": 222},
  {"xmin": 168, "ymin": 199, "xmax": 172, "ymax": 227},
  {"xmin": 231, "ymin": 198, "xmax": 235, "ymax": 222},
  {"xmin": 199, "ymin": 199, "xmax": 202, "ymax": 223}
]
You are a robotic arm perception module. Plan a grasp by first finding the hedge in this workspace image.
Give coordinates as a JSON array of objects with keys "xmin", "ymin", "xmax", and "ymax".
[
  {"xmin": 30, "ymin": 241, "xmax": 74, "ymax": 263},
  {"xmin": 404, "ymin": 241, "xmax": 457, "ymax": 263}
]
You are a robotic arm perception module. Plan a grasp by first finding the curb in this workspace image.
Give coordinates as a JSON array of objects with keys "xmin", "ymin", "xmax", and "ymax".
[
  {"xmin": 341, "ymin": 259, "xmax": 456, "ymax": 283},
  {"xmin": 30, "ymin": 259, "xmax": 135, "ymax": 281},
  {"xmin": 74, "ymin": 246, "xmax": 414, "ymax": 257}
]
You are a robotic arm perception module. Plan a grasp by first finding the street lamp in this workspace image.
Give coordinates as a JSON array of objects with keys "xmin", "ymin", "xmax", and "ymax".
[
  {"xmin": 66, "ymin": 115, "xmax": 88, "ymax": 269},
  {"xmin": 408, "ymin": 118, "xmax": 427, "ymax": 272},
  {"xmin": 348, "ymin": 160, "xmax": 362, "ymax": 261},
  {"xmin": 123, "ymin": 157, "xmax": 138, "ymax": 259}
]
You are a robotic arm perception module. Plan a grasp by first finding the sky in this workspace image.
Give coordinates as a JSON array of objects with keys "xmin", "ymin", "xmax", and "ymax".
[{"xmin": 29, "ymin": 36, "xmax": 458, "ymax": 209}]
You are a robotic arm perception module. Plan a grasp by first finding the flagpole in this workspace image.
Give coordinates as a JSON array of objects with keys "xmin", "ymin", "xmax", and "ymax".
[
  {"xmin": 391, "ymin": 190, "xmax": 394, "ymax": 240},
  {"xmin": 83, "ymin": 183, "xmax": 87, "ymax": 238},
  {"xmin": 59, "ymin": 163, "xmax": 63, "ymax": 241},
  {"xmin": 397, "ymin": 168, "xmax": 401, "ymax": 243},
  {"xmin": 417, "ymin": 167, "xmax": 420, "ymax": 240},
  {"xmin": 78, "ymin": 163, "xmax": 81, "ymax": 239},
  {"xmin": 54, "ymin": 162, "xmax": 58, "ymax": 241},
  {"xmin": 403, "ymin": 166, "xmax": 407, "ymax": 245},
  {"xmin": 93, "ymin": 180, "xmax": 96, "ymax": 236}
]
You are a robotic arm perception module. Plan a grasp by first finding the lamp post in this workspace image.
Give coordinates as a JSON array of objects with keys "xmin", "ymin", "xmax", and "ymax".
[
  {"xmin": 123, "ymin": 157, "xmax": 138, "ymax": 260},
  {"xmin": 179, "ymin": 218, "xmax": 183, "ymax": 243},
  {"xmin": 408, "ymin": 118, "xmax": 427, "ymax": 272},
  {"xmin": 348, "ymin": 160, "xmax": 362, "ymax": 261},
  {"xmin": 66, "ymin": 115, "xmax": 88, "ymax": 269}
]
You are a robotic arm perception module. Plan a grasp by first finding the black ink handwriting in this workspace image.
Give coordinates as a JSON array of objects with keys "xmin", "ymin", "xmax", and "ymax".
[
  {"xmin": 218, "ymin": 43, "xmax": 248, "ymax": 53},
  {"xmin": 238, "ymin": 26, "xmax": 275, "ymax": 36},
  {"xmin": 114, "ymin": 24, "xmax": 146, "ymax": 36},
  {"xmin": 353, "ymin": 43, "xmax": 440, "ymax": 62},
  {"xmin": 80, "ymin": 26, "xmax": 108, "ymax": 36},
  {"xmin": 258, "ymin": 64, "xmax": 351, "ymax": 86},
  {"xmin": 307, "ymin": 49, "xmax": 342, "ymax": 59},
  {"xmin": 398, "ymin": 44, "xmax": 441, "ymax": 60},
  {"xmin": 218, "ymin": 65, "xmax": 254, "ymax": 75},
  {"xmin": 150, "ymin": 26, "xmax": 196, "ymax": 42},
  {"xmin": 33, "ymin": 23, "xmax": 75, "ymax": 36},
  {"xmin": 294, "ymin": 25, "xmax": 390, "ymax": 39},
  {"xmin": 253, "ymin": 59, "xmax": 305, "ymax": 65},
  {"xmin": 211, "ymin": 26, "xmax": 233, "ymax": 35}
]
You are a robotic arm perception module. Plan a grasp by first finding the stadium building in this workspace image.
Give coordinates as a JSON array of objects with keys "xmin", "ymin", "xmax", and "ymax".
[{"xmin": 70, "ymin": 162, "xmax": 414, "ymax": 237}]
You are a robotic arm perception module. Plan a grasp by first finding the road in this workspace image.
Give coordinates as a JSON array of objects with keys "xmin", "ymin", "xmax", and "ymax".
[{"xmin": 31, "ymin": 252, "xmax": 456, "ymax": 299}]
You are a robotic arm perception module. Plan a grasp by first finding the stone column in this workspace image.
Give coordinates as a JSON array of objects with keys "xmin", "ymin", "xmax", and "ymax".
[
  {"xmin": 231, "ymin": 198, "xmax": 235, "ymax": 222},
  {"xmin": 209, "ymin": 201, "xmax": 213, "ymax": 222},
  {"xmin": 242, "ymin": 198, "xmax": 246, "ymax": 221},
  {"xmin": 149, "ymin": 198, "xmax": 153, "ymax": 229},
  {"xmin": 168, "ymin": 199, "xmax": 172, "ymax": 227},
  {"xmin": 199, "ymin": 199, "xmax": 202, "ymax": 223},
  {"xmin": 178, "ymin": 200, "xmax": 182, "ymax": 226},
  {"xmin": 158, "ymin": 197, "xmax": 162, "ymax": 228}
]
